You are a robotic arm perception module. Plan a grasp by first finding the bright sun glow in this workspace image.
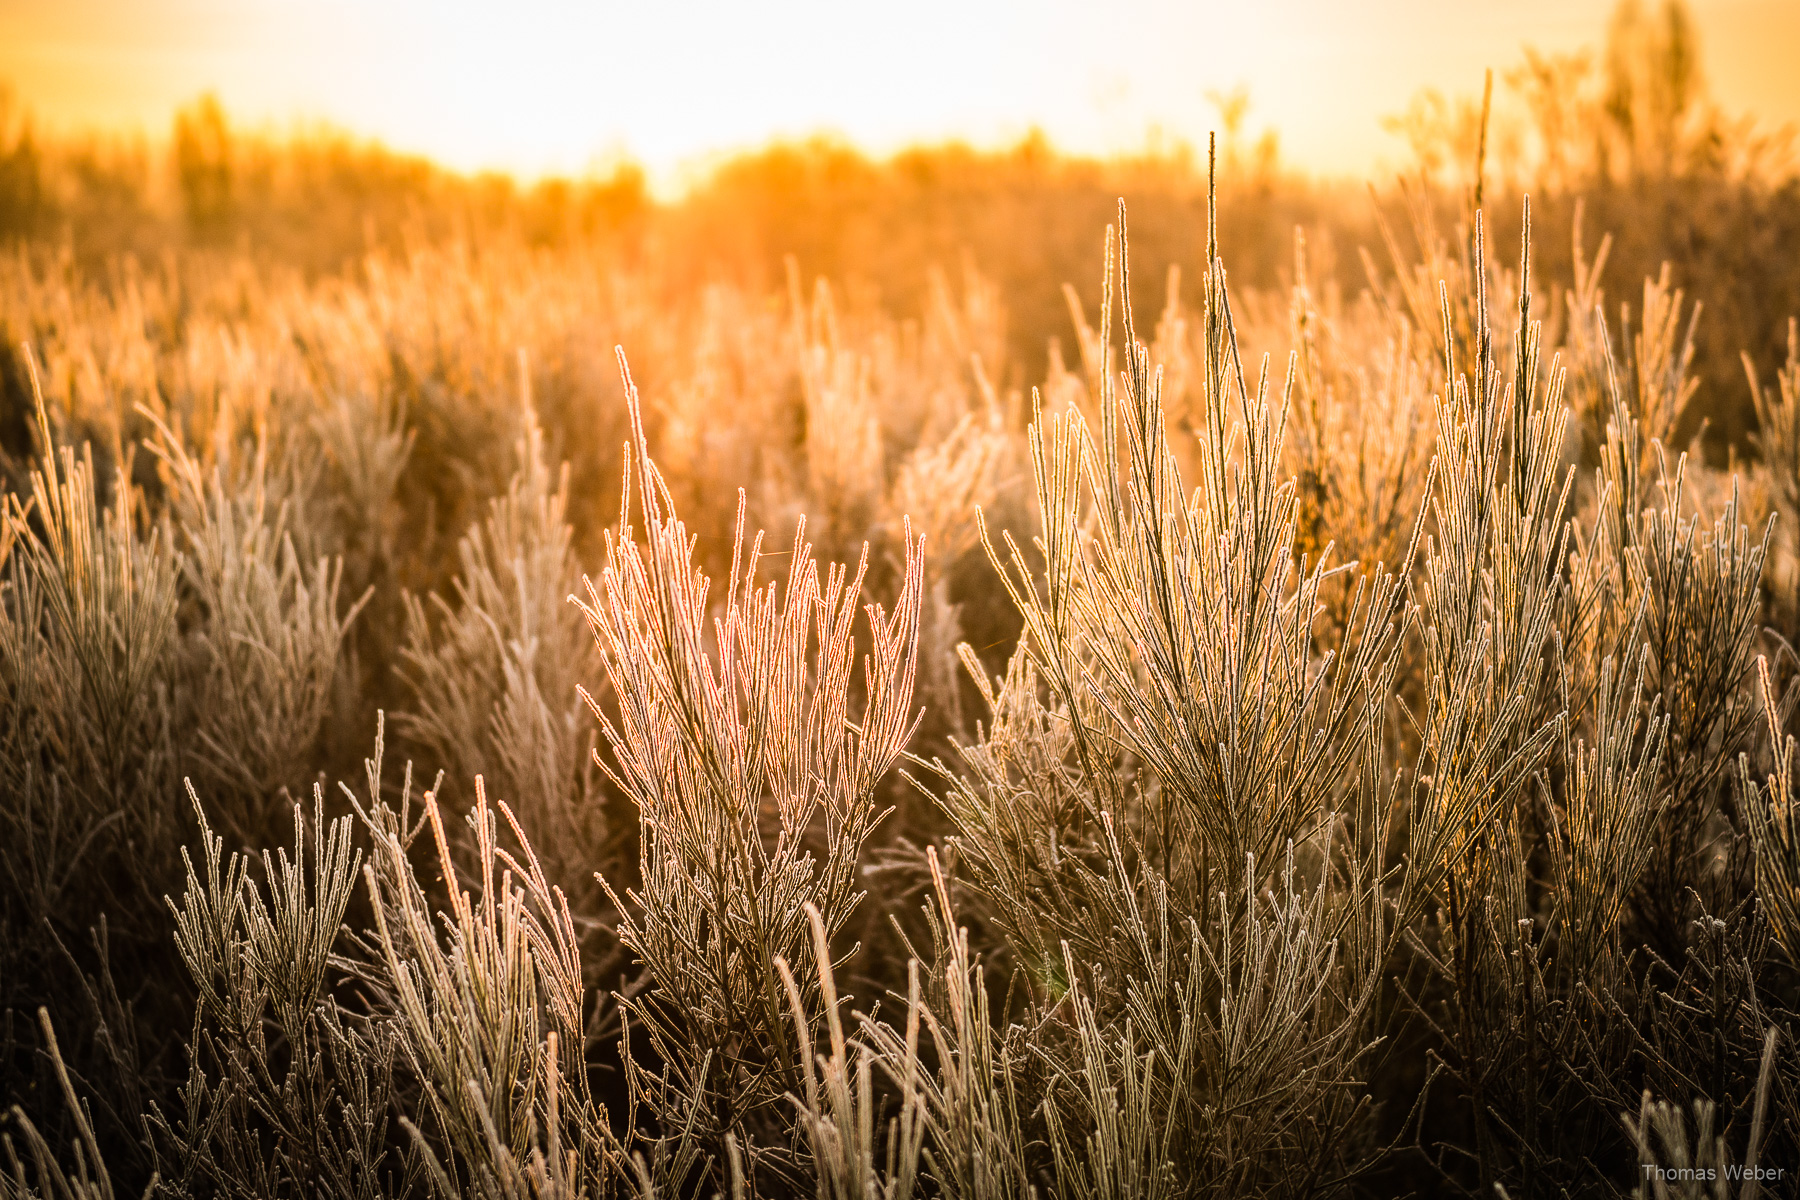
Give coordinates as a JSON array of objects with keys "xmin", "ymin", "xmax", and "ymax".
[{"xmin": 3, "ymin": 0, "xmax": 1799, "ymax": 186}]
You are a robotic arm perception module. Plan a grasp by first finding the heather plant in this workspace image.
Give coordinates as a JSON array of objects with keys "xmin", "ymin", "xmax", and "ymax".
[
  {"xmin": 145, "ymin": 408, "xmax": 363, "ymax": 840},
  {"xmin": 574, "ymin": 355, "xmax": 924, "ymax": 1192},
  {"xmin": 356, "ymin": 764, "xmax": 615, "ymax": 1198},
  {"xmin": 1744, "ymin": 320, "xmax": 1800, "ymax": 640},
  {"xmin": 146, "ymin": 785, "xmax": 409, "ymax": 1200},
  {"xmin": 1594, "ymin": 316, "xmax": 1768, "ymax": 950},
  {"xmin": 1396, "ymin": 201, "xmax": 1794, "ymax": 1195},
  {"xmin": 859, "ymin": 849, "xmax": 1032, "ymax": 1200},
  {"xmin": 1397, "ymin": 204, "xmax": 1659, "ymax": 1193},
  {"xmin": 3, "ymin": 352, "xmax": 179, "ymax": 826},
  {"xmin": 774, "ymin": 905, "xmax": 924, "ymax": 1200},
  {"xmin": 1743, "ymin": 661, "xmax": 1800, "ymax": 970},
  {"xmin": 934, "ymin": 191, "xmax": 1425, "ymax": 1195},
  {"xmin": 395, "ymin": 359, "xmax": 606, "ymax": 901},
  {"xmin": 2, "ymin": 357, "xmax": 185, "ymax": 1176}
]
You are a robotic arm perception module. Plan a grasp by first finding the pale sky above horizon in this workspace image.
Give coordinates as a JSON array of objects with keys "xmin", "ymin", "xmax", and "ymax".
[{"xmin": 2, "ymin": 0, "xmax": 1797, "ymax": 190}]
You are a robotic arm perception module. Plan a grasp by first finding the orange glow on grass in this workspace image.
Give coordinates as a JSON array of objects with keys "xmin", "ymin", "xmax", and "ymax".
[{"xmin": 3, "ymin": 0, "xmax": 1798, "ymax": 187}]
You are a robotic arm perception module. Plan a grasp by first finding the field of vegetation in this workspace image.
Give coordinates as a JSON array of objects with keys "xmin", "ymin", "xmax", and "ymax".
[{"xmin": 4, "ymin": 4, "xmax": 1800, "ymax": 1197}]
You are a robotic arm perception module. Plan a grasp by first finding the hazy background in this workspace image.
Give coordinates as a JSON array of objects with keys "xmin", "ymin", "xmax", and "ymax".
[{"xmin": 4, "ymin": 0, "xmax": 1798, "ymax": 185}]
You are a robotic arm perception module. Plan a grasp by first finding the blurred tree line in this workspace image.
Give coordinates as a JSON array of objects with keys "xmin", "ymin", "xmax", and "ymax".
[{"xmin": 0, "ymin": 85, "xmax": 652, "ymax": 272}]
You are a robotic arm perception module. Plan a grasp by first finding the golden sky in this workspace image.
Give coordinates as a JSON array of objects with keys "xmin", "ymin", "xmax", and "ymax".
[{"xmin": 3, "ymin": 0, "xmax": 1798, "ymax": 185}]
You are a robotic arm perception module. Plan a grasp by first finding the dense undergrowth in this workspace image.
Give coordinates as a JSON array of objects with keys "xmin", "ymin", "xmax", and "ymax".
[
  {"xmin": 3, "ymin": 145, "xmax": 1800, "ymax": 1195},
  {"xmin": 6, "ymin": 6, "xmax": 1800, "ymax": 1184}
]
